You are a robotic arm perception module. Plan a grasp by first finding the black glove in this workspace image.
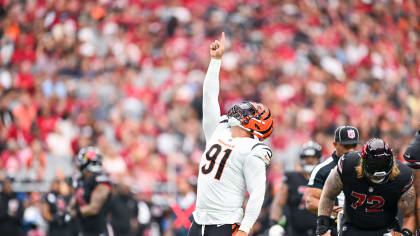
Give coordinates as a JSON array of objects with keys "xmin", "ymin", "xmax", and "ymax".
[{"xmin": 316, "ymin": 215, "xmax": 332, "ymax": 235}]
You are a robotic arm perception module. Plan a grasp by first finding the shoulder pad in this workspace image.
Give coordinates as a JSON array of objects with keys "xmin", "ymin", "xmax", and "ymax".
[
  {"xmin": 402, "ymin": 172, "xmax": 414, "ymax": 193},
  {"xmin": 404, "ymin": 132, "xmax": 420, "ymax": 169},
  {"xmin": 396, "ymin": 160, "xmax": 414, "ymax": 185},
  {"xmin": 250, "ymin": 143, "xmax": 272, "ymax": 166},
  {"xmin": 337, "ymin": 151, "xmax": 361, "ymax": 175},
  {"xmin": 47, "ymin": 193, "xmax": 56, "ymax": 203},
  {"xmin": 95, "ymin": 174, "xmax": 111, "ymax": 183},
  {"xmin": 344, "ymin": 151, "xmax": 361, "ymax": 158},
  {"xmin": 342, "ymin": 151, "xmax": 362, "ymax": 163},
  {"xmin": 219, "ymin": 115, "xmax": 228, "ymax": 123}
]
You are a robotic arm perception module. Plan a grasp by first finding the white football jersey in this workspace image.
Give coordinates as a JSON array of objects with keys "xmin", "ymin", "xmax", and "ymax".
[
  {"xmin": 193, "ymin": 117, "xmax": 271, "ymax": 230},
  {"xmin": 196, "ymin": 58, "xmax": 272, "ymax": 233}
]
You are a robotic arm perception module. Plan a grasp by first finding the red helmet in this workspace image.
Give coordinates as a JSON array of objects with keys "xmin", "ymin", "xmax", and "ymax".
[{"xmin": 227, "ymin": 101, "xmax": 273, "ymax": 140}]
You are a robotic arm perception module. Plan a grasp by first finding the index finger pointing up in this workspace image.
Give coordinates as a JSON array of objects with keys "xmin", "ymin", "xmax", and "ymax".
[{"xmin": 220, "ymin": 32, "xmax": 225, "ymax": 49}]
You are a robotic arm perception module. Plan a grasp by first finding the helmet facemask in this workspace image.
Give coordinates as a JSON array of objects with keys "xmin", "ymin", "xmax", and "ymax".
[
  {"xmin": 300, "ymin": 141, "xmax": 322, "ymax": 174},
  {"xmin": 227, "ymin": 102, "xmax": 256, "ymax": 126},
  {"xmin": 227, "ymin": 101, "xmax": 273, "ymax": 140},
  {"xmin": 362, "ymin": 156, "xmax": 393, "ymax": 184},
  {"xmin": 301, "ymin": 162, "xmax": 317, "ymax": 174}
]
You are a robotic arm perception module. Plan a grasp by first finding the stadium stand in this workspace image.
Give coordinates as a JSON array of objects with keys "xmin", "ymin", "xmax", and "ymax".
[{"xmin": 0, "ymin": 0, "xmax": 419, "ymax": 235}]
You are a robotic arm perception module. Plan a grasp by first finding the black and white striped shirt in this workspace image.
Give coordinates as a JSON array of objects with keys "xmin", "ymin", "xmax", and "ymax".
[{"xmin": 307, "ymin": 151, "xmax": 345, "ymax": 206}]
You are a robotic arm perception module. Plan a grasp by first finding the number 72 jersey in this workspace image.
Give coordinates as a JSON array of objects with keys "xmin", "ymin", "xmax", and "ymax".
[
  {"xmin": 337, "ymin": 151, "xmax": 413, "ymax": 231},
  {"xmin": 193, "ymin": 120, "xmax": 272, "ymax": 225}
]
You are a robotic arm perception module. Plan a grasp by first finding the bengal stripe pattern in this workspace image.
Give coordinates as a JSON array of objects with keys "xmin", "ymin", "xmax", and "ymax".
[{"xmin": 244, "ymin": 102, "xmax": 273, "ymax": 140}]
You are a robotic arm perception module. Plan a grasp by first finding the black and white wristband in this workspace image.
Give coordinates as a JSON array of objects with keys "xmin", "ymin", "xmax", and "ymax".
[
  {"xmin": 401, "ymin": 228, "xmax": 413, "ymax": 236},
  {"xmin": 316, "ymin": 215, "xmax": 331, "ymax": 235}
]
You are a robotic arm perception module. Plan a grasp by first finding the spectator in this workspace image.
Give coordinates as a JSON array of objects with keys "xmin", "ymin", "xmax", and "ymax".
[
  {"xmin": 166, "ymin": 177, "xmax": 196, "ymax": 236},
  {"xmin": 12, "ymin": 93, "xmax": 36, "ymax": 134},
  {"xmin": 0, "ymin": 177, "xmax": 25, "ymax": 236},
  {"xmin": 41, "ymin": 179, "xmax": 73, "ymax": 236},
  {"xmin": 0, "ymin": 0, "xmax": 419, "ymax": 234},
  {"xmin": 0, "ymin": 94, "xmax": 14, "ymax": 128},
  {"xmin": 24, "ymin": 192, "xmax": 47, "ymax": 236},
  {"xmin": 1, "ymin": 140, "xmax": 22, "ymax": 178}
]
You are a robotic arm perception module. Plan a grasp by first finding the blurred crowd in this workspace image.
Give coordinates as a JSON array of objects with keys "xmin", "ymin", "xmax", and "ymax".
[{"xmin": 0, "ymin": 0, "xmax": 419, "ymax": 235}]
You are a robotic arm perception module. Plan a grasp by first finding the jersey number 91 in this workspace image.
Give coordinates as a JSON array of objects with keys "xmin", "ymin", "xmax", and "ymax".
[{"xmin": 201, "ymin": 144, "xmax": 232, "ymax": 180}]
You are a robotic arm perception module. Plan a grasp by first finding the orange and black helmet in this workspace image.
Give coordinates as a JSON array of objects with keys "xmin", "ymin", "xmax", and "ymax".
[{"xmin": 227, "ymin": 101, "xmax": 273, "ymax": 140}]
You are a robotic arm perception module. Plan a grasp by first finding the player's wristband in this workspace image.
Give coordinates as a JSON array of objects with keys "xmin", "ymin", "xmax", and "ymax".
[
  {"xmin": 316, "ymin": 215, "xmax": 331, "ymax": 235},
  {"xmin": 401, "ymin": 228, "xmax": 413, "ymax": 236}
]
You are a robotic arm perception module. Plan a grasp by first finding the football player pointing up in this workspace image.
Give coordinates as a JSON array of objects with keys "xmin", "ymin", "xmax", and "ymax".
[{"xmin": 188, "ymin": 33, "xmax": 274, "ymax": 236}]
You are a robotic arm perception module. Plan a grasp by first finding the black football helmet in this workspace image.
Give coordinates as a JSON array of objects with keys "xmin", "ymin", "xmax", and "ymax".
[
  {"xmin": 76, "ymin": 146, "xmax": 103, "ymax": 174},
  {"xmin": 299, "ymin": 141, "xmax": 322, "ymax": 173},
  {"xmin": 361, "ymin": 138, "xmax": 393, "ymax": 184},
  {"xmin": 299, "ymin": 141, "xmax": 322, "ymax": 159}
]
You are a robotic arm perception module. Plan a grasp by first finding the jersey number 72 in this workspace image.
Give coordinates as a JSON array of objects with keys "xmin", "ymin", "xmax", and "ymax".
[
  {"xmin": 350, "ymin": 191, "xmax": 385, "ymax": 212},
  {"xmin": 201, "ymin": 144, "xmax": 232, "ymax": 180}
]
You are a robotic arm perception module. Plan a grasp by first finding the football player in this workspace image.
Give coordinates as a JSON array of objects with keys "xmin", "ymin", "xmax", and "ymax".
[
  {"xmin": 306, "ymin": 126, "xmax": 360, "ymax": 235},
  {"xmin": 269, "ymin": 141, "xmax": 322, "ymax": 236},
  {"xmin": 403, "ymin": 128, "xmax": 420, "ymax": 233},
  {"xmin": 0, "ymin": 177, "xmax": 24, "ymax": 236},
  {"xmin": 42, "ymin": 179, "xmax": 73, "ymax": 236},
  {"xmin": 188, "ymin": 33, "xmax": 274, "ymax": 236},
  {"xmin": 317, "ymin": 138, "xmax": 415, "ymax": 236},
  {"xmin": 69, "ymin": 147, "xmax": 113, "ymax": 236}
]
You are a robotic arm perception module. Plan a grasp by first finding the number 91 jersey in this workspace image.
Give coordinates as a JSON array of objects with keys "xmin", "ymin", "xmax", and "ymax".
[
  {"xmin": 337, "ymin": 151, "xmax": 413, "ymax": 231},
  {"xmin": 193, "ymin": 119, "xmax": 272, "ymax": 225}
]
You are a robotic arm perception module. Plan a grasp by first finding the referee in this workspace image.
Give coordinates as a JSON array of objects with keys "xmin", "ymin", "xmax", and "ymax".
[{"xmin": 305, "ymin": 126, "xmax": 360, "ymax": 236}]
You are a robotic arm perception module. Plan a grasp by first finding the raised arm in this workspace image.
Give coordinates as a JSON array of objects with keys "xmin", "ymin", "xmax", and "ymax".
[
  {"xmin": 202, "ymin": 33, "xmax": 225, "ymax": 141},
  {"xmin": 317, "ymin": 169, "xmax": 343, "ymax": 236}
]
